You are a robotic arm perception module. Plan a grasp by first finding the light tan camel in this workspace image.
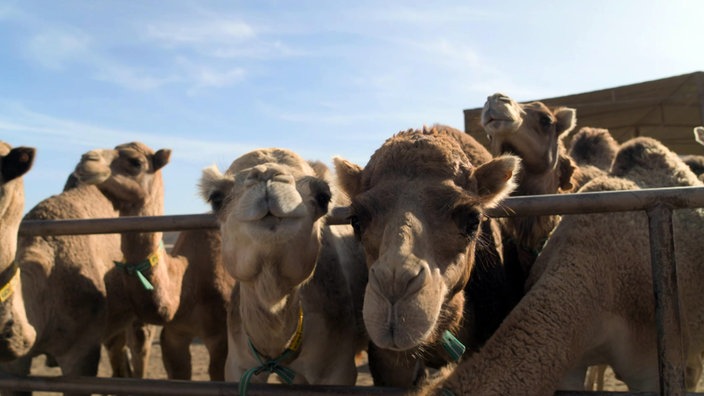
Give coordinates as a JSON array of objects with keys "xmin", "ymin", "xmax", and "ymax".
[
  {"xmin": 334, "ymin": 125, "xmax": 520, "ymax": 387},
  {"xmin": 425, "ymin": 137, "xmax": 704, "ymax": 395},
  {"xmin": 481, "ymin": 92, "xmax": 577, "ymax": 311},
  {"xmin": 73, "ymin": 142, "xmax": 187, "ymax": 325},
  {"xmin": 159, "ymin": 228, "xmax": 234, "ymax": 380},
  {"xmin": 0, "ymin": 142, "xmax": 35, "ymax": 361},
  {"xmin": 0, "ymin": 142, "xmax": 171, "ymax": 393},
  {"xmin": 199, "ymin": 148, "xmax": 362, "ymax": 389}
]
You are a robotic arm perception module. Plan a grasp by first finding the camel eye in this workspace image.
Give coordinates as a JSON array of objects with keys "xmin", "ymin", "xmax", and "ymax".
[
  {"xmin": 128, "ymin": 157, "xmax": 143, "ymax": 168},
  {"xmin": 539, "ymin": 114, "xmax": 553, "ymax": 128},
  {"xmin": 453, "ymin": 206, "xmax": 481, "ymax": 238},
  {"xmin": 209, "ymin": 190, "xmax": 225, "ymax": 212}
]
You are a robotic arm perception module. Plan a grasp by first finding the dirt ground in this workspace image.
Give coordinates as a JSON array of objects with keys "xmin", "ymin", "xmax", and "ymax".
[{"xmin": 28, "ymin": 326, "xmax": 704, "ymax": 394}]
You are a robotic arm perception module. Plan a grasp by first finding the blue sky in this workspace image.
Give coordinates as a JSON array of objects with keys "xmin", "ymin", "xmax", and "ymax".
[{"xmin": 2, "ymin": 1, "xmax": 702, "ymax": 215}]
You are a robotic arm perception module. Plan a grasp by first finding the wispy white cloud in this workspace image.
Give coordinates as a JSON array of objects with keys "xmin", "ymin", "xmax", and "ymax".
[
  {"xmin": 24, "ymin": 29, "xmax": 91, "ymax": 70},
  {"xmin": 146, "ymin": 18, "xmax": 255, "ymax": 47},
  {"xmin": 93, "ymin": 63, "xmax": 176, "ymax": 91},
  {"xmin": 0, "ymin": 103, "xmax": 257, "ymax": 164}
]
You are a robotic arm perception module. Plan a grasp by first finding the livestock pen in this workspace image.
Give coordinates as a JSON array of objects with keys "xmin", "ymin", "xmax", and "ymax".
[{"xmin": 4, "ymin": 186, "xmax": 704, "ymax": 396}]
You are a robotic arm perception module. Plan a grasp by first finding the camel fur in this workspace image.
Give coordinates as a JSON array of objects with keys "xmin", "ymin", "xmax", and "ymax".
[
  {"xmin": 74, "ymin": 142, "xmax": 187, "ymax": 325},
  {"xmin": 480, "ymin": 93, "xmax": 577, "ymax": 303},
  {"xmin": 0, "ymin": 142, "xmax": 35, "ymax": 361},
  {"xmin": 159, "ymin": 228, "xmax": 234, "ymax": 380},
  {"xmin": 427, "ymin": 136, "xmax": 704, "ymax": 395},
  {"xmin": 0, "ymin": 142, "xmax": 172, "ymax": 393},
  {"xmin": 199, "ymin": 148, "xmax": 362, "ymax": 386},
  {"xmin": 334, "ymin": 125, "xmax": 520, "ymax": 387}
]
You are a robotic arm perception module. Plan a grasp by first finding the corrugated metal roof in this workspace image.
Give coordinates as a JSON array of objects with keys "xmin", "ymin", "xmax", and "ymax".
[{"xmin": 463, "ymin": 71, "xmax": 704, "ymax": 155}]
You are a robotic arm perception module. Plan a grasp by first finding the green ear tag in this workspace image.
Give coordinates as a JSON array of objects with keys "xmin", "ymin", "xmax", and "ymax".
[
  {"xmin": 135, "ymin": 270, "xmax": 155, "ymax": 291},
  {"xmin": 441, "ymin": 330, "xmax": 466, "ymax": 361}
]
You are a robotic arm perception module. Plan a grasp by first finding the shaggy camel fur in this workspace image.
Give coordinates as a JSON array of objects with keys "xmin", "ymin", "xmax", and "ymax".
[
  {"xmin": 0, "ymin": 142, "xmax": 35, "ymax": 361},
  {"xmin": 567, "ymin": 127, "xmax": 619, "ymax": 190},
  {"xmin": 159, "ymin": 228, "xmax": 234, "ymax": 380},
  {"xmin": 199, "ymin": 149, "xmax": 362, "ymax": 387},
  {"xmin": 681, "ymin": 126, "xmax": 704, "ymax": 181},
  {"xmin": 0, "ymin": 142, "xmax": 172, "ymax": 392},
  {"xmin": 334, "ymin": 126, "xmax": 520, "ymax": 387},
  {"xmin": 426, "ymin": 137, "xmax": 704, "ymax": 395}
]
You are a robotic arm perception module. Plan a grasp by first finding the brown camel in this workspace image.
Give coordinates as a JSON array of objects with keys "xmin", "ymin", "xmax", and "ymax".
[
  {"xmin": 73, "ymin": 142, "xmax": 187, "ymax": 325},
  {"xmin": 481, "ymin": 92, "xmax": 577, "ymax": 304},
  {"xmin": 334, "ymin": 125, "xmax": 520, "ymax": 387},
  {"xmin": 426, "ymin": 137, "xmax": 704, "ymax": 395},
  {"xmin": 0, "ymin": 142, "xmax": 35, "ymax": 361},
  {"xmin": 199, "ymin": 148, "xmax": 362, "ymax": 388},
  {"xmin": 0, "ymin": 142, "xmax": 170, "ymax": 394},
  {"xmin": 159, "ymin": 228, "xmax": 233, "ymax": 380},
  {"xmin": 567, "ymin": 127, "xmax": 619, "ymax": 190}
]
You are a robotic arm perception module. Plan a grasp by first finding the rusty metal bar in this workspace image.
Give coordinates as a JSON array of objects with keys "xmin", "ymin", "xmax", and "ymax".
[
  {"xmin": 18, "ymin": 187, "xmax": 704, "ymax": 236},
  {"xmin": 647, "ymin": 204, "xmax": 686, "ymax": 395},
  {"xmin": 18, "ymin": 213, "xmax": 219, "ymax": 237},
  {"xmin": 0, "ymin": 374, "xmax": 406, "ymax": 395}
]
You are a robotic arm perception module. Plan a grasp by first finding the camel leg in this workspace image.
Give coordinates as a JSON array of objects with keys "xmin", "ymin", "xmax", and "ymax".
[
  {"xmin": 203, "ymin": 334, "xmax": 228, "ymax": 381},
  {"xmin": 160, "ymin": 326, "xmax": 193, "ymax": 380},
  {"xmin": 0, "ymin": 355, "xmax": 32, "ymax": 396},
  {"xmin": 126, "ymin": 321, "xmax": 156, "ymax": 378},
  {"xmin": 57, "ymin": 345, "xmax": 102, "ymax": 396},
  {"xmin": 367, "ymin": 342, "xmax": 424, "ymax": 387},
  {"xmin": 104, "ymin": 331, "xmax": 132, "ymax": 377}
]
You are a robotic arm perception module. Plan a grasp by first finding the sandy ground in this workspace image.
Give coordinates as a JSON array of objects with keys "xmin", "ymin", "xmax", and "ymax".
[{"xmin": 27, "ymin": 331, "xmax": 704, "ymax": 394}]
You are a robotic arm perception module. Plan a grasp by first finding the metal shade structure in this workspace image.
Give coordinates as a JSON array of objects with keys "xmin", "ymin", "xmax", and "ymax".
[{"xmin": 463, "ymin": 71, "xmax": 704, "ymax": 155}]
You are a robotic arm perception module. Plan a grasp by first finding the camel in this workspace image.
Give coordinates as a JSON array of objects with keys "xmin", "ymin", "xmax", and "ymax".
[
  {"xmin": 567, "ymin": 126, "xmax": 619, "ymax": 189},
  {"xmin": 0, "ymin": 142, "xmax": 171, "ymax": 394},
  {"xmin": 681, "ymin": 126, "xmax": 704, "ymax": 181},
  {"xmin": 425, "ymin": 136, "xmax": 704, "ymax": 395},
  {"xmin": 480, "ymin": 92, "xmax": 577, "ymax": 304},
  {"xmin": 333, "ymin": 125, "xmax": 520, "ymax": 387},
  {"xmin": 0, "ymin": 142, "xmax": 35, "ymax": 362},
  {"xmin": 73, "ymin": 142, "xmax": 187, "ymax": 325},
  {"xmin": 159, "ymin": 228, "xmax": 234, "ymax": 380},
  {"xmin": 198, "ymin": 148, "xmax": 363, "ymax": 390}
]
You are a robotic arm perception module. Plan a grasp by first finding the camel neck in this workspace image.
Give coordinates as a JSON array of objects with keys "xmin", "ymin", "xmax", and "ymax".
[
  {"xmin": 239, "ymin": 281, "xmax": 304, "ymax": 360},
  {"xmin": 121, "ymin": 232, "xmax": 163, "ymax": 264}
]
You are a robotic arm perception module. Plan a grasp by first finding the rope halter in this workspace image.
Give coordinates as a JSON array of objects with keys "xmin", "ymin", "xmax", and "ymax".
[
  {"xmin": 239, "ymin": 303, "xmax": 304, "ymax": 396},
  {"xmin": 113, "ymin": 241, "xmax": 163, "ymax": 290},
  {"xmin": 0, "ymin": 262, "xmax": 20, "ymax": 303}
]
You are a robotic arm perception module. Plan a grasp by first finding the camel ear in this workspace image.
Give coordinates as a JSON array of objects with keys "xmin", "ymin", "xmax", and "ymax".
[
  {"xmin": 555, "ymin": 107, "xmax": 577, "ymax": 137},
  {"xmin": 152, "ymin": 149, "xmax": 171, "ymax": 171},
  {"xmin": 557, "ymin": 154, "xmax": 576, "ymax": 191},
  {"xmin": 471, "ymin": 155, "xmax": 520, "ymax": 208},
  {"xmin": 694, "ymin": 126, "xmax": 704, "ymax": 146},
  {"xmin": 2, "ymin": 147, "xmax": 35, "ymax": 182},
  {"xmin": 199, "ymin": 165, "xmax": 232, "ymax": 214},
  {"xmin": 333, "ymin": 156, "xmax": 363, "ymax": 198}
]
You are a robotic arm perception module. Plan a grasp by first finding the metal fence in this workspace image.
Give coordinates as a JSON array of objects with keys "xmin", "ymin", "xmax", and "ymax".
[{"xmin": 6, "ymin": 185, "xmax": 704, "ymax": 396}]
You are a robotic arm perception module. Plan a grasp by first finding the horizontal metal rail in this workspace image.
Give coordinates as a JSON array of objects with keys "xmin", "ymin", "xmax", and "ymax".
[
  {"xmin": 18, "ymin": 186, "xmax": 704, "ymax": 236},
  {"xmin": 9, "ymin": 185, "xmax": 704, "ymax": 395}
]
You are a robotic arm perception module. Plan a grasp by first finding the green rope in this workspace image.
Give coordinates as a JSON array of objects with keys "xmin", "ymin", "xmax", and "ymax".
[
  {"xmin": 441, "ymin": 330, "xmax": 466, "ymax": 362},
  {"xmin": 238, "ymin": 339, "xmax": 297, "ymax": 396},
  {"xmin": 114, "ymin": 260, "xmax": 154, "ymax": 290}
]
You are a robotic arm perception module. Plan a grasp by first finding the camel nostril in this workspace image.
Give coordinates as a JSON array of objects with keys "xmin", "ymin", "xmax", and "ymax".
[
  {"xmin": 1, "ymin": 320, "xmax": 14, "ymax": 340},
  {"xmin": 405, "ymin": 266, "xmax": 427, "ymax": 297}
]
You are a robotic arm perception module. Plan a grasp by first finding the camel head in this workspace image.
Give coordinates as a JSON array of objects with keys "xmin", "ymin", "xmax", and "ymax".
[
  {"xmin": 334, "ymin": 127, "xmax": 519, "ymax": 352},
  {"xmin": 199, "ymin": 149, "xmax": 332, "ymax": 305},
  {"xmin": 481, "ymin": 93, "xmax": 576, "ymax": 185},
  {"xmin": 73, "ymin": 142, "xmax": 171, "ymax": 215},
  {"xmin": 0, "ymin": 141, "xmax": 36, "ymax": 360}
]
